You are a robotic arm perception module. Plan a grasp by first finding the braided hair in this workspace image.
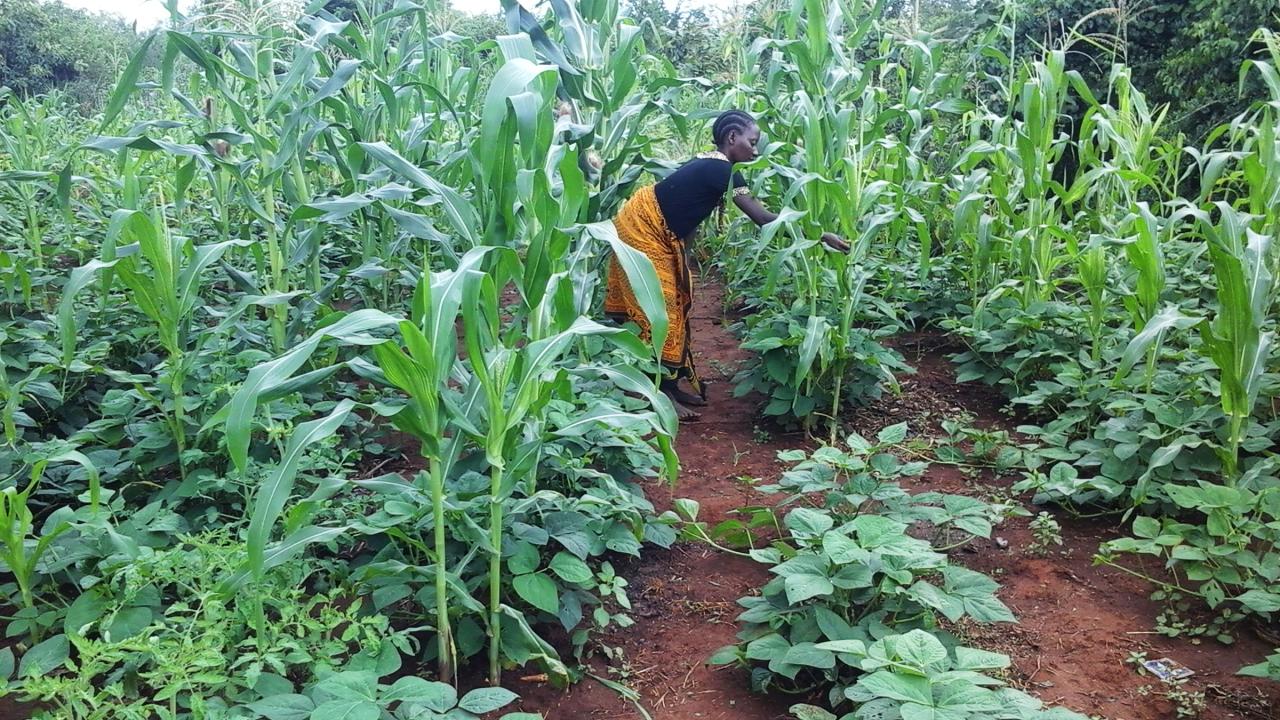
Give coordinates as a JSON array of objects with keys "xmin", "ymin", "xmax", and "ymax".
[{"xmin": 712, "ymin": 110, "xmax": 756, "ymax": 148}]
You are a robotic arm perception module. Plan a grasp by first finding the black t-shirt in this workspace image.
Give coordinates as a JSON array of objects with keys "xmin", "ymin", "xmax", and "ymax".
[{"xmin": 653, "ymin": 157, "xmax": 747, "ymax": 240}]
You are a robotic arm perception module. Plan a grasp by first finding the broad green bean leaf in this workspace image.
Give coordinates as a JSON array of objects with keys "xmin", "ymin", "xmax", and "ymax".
[
  {"xmin": 852, "ymin": 671, "xmax": 932, "ymax": 705},
  {"xmin": 104, "ymin": 607, "xmax": 152, "ymax": 642},
  {"xmin": 64, "ymin": 588, "xmax": 108, "ymax": 636},
  {"xmin": 924, "ymin": 682, "xmax": 1003, "ymax": 718},
  {"xmin": 383, "ymin": 677, "xmax": 456, "ymax": 711},
  {"xmin": 553, "ymin": 405, "xmax": 651, "ymax": 438},
  {"xmin": 673, "ymin": 498, "xmax": 700, "ymax": 522},
  {"xmin": 745, "ymin": 633, "xmax": 790, "ymax": 661},
  {"xmin": 785, "ymin": 573, "xmax": 835, "ymax": 604},
  {"xmin": 1237, "ymin": 589, "xmax": 1280, "ymax": 613},
  {"xmin": 457, "ymin": 687, "xmax": 519, "ymax": 714},
  {"xmin": 513, "ymin": 572, "xmax": 560, "ymax": 614},
  {"xmin": 814, "ymin": 607, "xmax": 857, "ymax": 642},
  {"xmin": 773, "ymin": 553, "xmax": 828, "ymax": 577},
  {"xmin": 907, "ymin": 581, "xmax": 964, "ymax": 622},
  {"xmin": 247, "ymin": 694, "xmax": 314, "ymax": 720},
  {"xmin": 708, "ymin": 645, "xmax": 742, "ymax": 665},
  {"xmin": 942, "ymin": 567, "xmax": 1014, "ymax": 623},
  {"xmin": 895, "ymin": 629, "xmax": 948, "ymax": 668},
  {"xmin": 507, "ymin": 542, "xmax": 541, "ymax": 576},
  {"xmin": 19, "ymin": 634, "xmax": 68, "ymax": 678},
  {"xmin": 786, "ymin": 507, "xmax": 834, "ymax": 537},
  {"xmin": 498, "ymin": 605, "xmax": 570, "ymax": 682},
  {"xmin": 549, "ymin": 552, "xmax": 592, "ymax": 584},
  {"xmin": 308, "ymin": 700, "xmax": 378, "ymax": 720},
  {"xmin": 314, "ymin": 672, "xmax": 378, "ymax": 702},
  {"xmin": 954, "ymin": 646, "xmax": 1009, "ymax": 671},
  {"xmin": 1131, "ymin": 516, "xmax": 1160, "ymax": 539},
  {"xmin": 877, "ymin": 423, "xmax": 909, "ymax": 444},
  {"xmin": 790, "ymin": 705, "xmax": 838, "ymax": 720},
  {"xmin": 814, "ymin": 639, "xmax": 867, "ymax": 656},
  {"xmin": 853, "ymin": 515, "xmax": 908, "ymax": 548},
  {"xmin": 783, "ymin": 643, "xmax": 836, "ymax": 669},
  {"xmin": 822, "ymin": 533, "xmax": 866, "ymax": 565}
]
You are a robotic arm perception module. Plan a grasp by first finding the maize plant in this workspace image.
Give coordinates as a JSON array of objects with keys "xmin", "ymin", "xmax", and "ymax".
[
  {"xmin": 711, "ymin": 0, "xmax": 928, "ymax": 436},
  {"xmin": 61, "ymin": 205, "xmax": 247, "ymax": 480}
]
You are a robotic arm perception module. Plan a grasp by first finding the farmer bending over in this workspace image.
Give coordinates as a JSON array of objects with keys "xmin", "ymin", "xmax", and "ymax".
[{"xmin": 605, "ymin": 109, "xmax": 849, "ymax": 420}]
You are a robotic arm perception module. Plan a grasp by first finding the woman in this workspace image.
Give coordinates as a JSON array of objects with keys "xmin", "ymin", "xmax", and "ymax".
[{"xmin": 605, "ymin": 109, "xmax": 849, "ymax": 420}]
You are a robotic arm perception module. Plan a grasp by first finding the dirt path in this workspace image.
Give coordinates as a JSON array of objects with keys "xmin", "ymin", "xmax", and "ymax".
[
  {"xmin": 519, "ymin": 278, "xmax": 1280, "ymax": 720},
  {"xmin": 517, "ymin": 277, "xmax": 804, "ymax": 719}
]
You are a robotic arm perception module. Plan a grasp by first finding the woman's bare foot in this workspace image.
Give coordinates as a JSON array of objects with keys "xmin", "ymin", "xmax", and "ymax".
[
  {"xmin": 661, "ymin": 378, "xmax": 707, "ymax": 407},
  {"xmin": 672, "ymin": 385, "xmax": 707, "ymax": 407},
  {"xmin": 672, "ymin": 399, "xmax": 702, "ymax": 421},
  {"xmin": 661, "ymin": 387, "xmax": 702, "ymax": 420}
]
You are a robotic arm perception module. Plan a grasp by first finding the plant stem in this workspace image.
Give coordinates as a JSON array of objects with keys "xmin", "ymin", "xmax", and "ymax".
[
  {"xmin": 488, "ymin": 459, "xmax": 504, "ymax": 685},
  {"xmin": 429, "ymin": 455, "xmax": 455, "ymax": 684}
]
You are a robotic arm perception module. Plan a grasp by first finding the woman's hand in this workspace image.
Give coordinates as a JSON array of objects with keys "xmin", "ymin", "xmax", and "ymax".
[{"xmin": 821, "ymin": 232, "xmax": 850, "ymax": 253}]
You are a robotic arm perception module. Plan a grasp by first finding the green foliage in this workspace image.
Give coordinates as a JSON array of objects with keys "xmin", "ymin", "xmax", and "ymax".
[
  {"xmin": 701, "ymin": 431, "xmax": 1082, "ymax": 718},
  {"xmin": 1027, "ymin": 512, "xmax": 1062, "ymax": 555},
  {"xmin": 623, "ymin": 0, "xmax": 733, "ymax": 79},
  {"xmin": 703, "ymin": 430, "xmax": 1015, "ymax": 695},
  {"xmin": 709, "ymin": 0, "xmax": 937, "ymax": 437},
  {"xmin": 261, "ymin": 672, "xmax": 535, "ymax": 720},
  {"xmin": 1098, "ymin": 482, "xmax": 1280, "ymax": 641},
  {"xmin": 942, "ymin": 28, "xmax": 1280, "ymax": 518},
  {"xmin": 733, "ymin": 304, "xmax": 909, "ymax": 429},
  {"xmin": 1239, "ymin": 648, "xmax": 1280, "ymax": 681},
  {"xmin": 5, "ymin": 529, "xmax": 416, "ymax": 719},
  {"xmin": 972, "ymin": 0, "xmax": 1278, "ymax": 139},
  {"xmin": 0, "ymin": 0, "xmax": 684, "ymax": 714},
  {"xmin": 0, "ymin": 0, "xmax": 145, "ymax": 108},
  {"xmin": 788, "ymin": 629, "xmax": 1086, "ymax": 720}
]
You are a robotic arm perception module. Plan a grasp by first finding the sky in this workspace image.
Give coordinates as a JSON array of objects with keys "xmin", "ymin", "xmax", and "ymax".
[{"xmin": 56, "ymin": 0, "xmax": 730, "ymax": 28}]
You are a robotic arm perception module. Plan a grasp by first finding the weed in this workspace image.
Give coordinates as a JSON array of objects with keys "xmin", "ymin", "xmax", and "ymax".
[{"xmin": 1027, "ymin": 512, "xmax": 1064, "ymax": 556}]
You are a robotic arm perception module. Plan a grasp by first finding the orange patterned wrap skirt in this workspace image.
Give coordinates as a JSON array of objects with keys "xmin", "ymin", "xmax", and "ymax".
[{"xmin": 604, "ymin": 185, "xmax": 704, "ymax": 398}]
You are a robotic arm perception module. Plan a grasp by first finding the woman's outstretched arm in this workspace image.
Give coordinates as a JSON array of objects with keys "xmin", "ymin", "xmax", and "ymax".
[{"xmin": 733, "ymin": 194, "xmax": 851, "ymax": 252}]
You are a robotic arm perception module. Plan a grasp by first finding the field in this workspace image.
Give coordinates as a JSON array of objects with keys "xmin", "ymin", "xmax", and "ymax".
[{"xmin": 1, "ymin": 0, "xmax": 1279, "ymax": 718}]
